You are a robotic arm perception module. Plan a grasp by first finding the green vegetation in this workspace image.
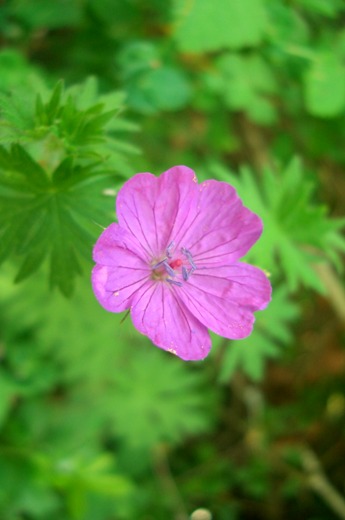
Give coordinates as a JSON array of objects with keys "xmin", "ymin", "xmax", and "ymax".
[{"xmin": 1, "ymin": 1, "xmax": 345, "ymax": 519}]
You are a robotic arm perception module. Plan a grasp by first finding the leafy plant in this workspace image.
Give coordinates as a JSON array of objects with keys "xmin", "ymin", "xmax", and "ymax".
[
  {"xmin": 209, "ymin": 158, "xmax": 345, "ymax": 292},
  {"xmin": 0, "ymin": 78, "xmax": 138, "ymax": 295},
  {"xmin": 218, "ymin": 285, "xmax": 299, "ymax": 382},
  {"xmin": 1, "ymin": 1, "xmax": 345, "ymax": 519}
]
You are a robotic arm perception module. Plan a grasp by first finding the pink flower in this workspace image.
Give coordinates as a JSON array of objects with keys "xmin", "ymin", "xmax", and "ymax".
[{"xmin": 92, "ymin": 166, "xmax": 271, "ymax": 361}]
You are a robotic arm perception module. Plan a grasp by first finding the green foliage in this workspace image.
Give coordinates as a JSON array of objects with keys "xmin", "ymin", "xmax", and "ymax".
[
  {"xmin": 0, "ymin": 270, "xmax": 215, "ymax": 518},
  {"xmin": 304, "ymin": 52, "xmax": 345, "ymax": 117},
  {"xmin": 218, "ymin": 285, "xmax": 299, "ymax": 382},
  {"xmin": 173, "ymin": 0, "xmax": 267, "ymax": 52},
  {"xmin": 216, "ymin": 53, "xmax": 277, "ymax": 124},
  {"xmin": 35, "ymin": 452, "xmax": 133, "ymax": 520},
  {"xmin": 0, "ymin": 77, "xmax": 137, "ymax": 295},
  {"xmin": 107, "ymin": 348, "xmax": 213, "ymax": 449},
  {"xmin": 1, "ymin": 1, "xmax": 345, "ymax": 519},
  {"xmin": 0, "ymin": 448, "xmax": 133, "ymax": 520},
  {"xmin": 117, "ymin": 41, "xmax": 192, "ymax": 113},
  {"xmin": 210, "ymin": 158, "xmax": 345, "ymax": 292},
  {"xmin": 9, "ymin": 0, "xmax": 83, "ymax": 29},
  {"xmin": 1, "ymin": 271, "xmax": 214, "ymax": 450}
]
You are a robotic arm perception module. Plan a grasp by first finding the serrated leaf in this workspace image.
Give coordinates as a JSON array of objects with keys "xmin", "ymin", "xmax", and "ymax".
[
  {"xmin": 0, "ymin": 78, "xmax": 137, "ymax": 295},
  {"xmin": 0, "ymin": 161, "xmax": 114, "ymax": 295},
  {"xmin": 108, "ymin": 346, "xmax": 214, "ymax": 448},
  {"xmin": 74, "ymin": 109, "xmax": 118, "ymax": 142},
  {"xmin": 209, "ymin": 158, "xmax": 345, "ymax": 292},
  {"xmin": 46, "ymin": 80, "xmax": 63, "ymax": 121},
  {"xmin": 0, "ymin": 88, "xmax": 36, "ymax": 140},
  {"xmin": 14, "ymin": 246, "xmax": 48, "ymax": 283},
  {"xmin": 10, "ymin": 144, "xmax": 49, "ymax": 189},
  {"xmin": 218, "ymin": 285, "xmax": 299, "ymax": 382},
  {"xmin": 48, "ymin": 197, "xmax": 82, "ymax": 296}
]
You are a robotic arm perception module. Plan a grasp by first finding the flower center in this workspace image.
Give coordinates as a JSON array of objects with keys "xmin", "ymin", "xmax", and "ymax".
[
  {"xmin": 169, "ymin": 258, "xmax": 183, "ymax": 269},
  {"xmin": 151, "ymin": 243, "xmax": 197, "ymax": 287}
]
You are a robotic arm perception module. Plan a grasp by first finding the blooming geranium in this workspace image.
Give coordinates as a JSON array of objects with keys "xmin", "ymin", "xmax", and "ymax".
[{"xmin": 92, "ymin": 166, "xmax": 271, "ymax": 361}]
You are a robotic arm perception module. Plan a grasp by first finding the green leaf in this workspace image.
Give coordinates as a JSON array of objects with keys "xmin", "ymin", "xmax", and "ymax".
[
  {"xmin": 0, "ymin": 147, "xmax": 114, "ymax": 294},
  {"xmin": 209, "ymin": 158, "xmax": 345, "ymax": 292},
  {"xmin": 11, "ymin": 0, "xmax": 82, "ymax": 29},
  {"xmin": 0, "ymin": 370, "xmax": 18, "ymax": 427},
  {"xmin": 127, "ymin": 66, "xmax": 192, "ymax": 113},
  {"xmin": 35, "ymin": 80, "xmax": 64, "ymax": 126},
  {"xmin": 216, "ymin": 53, "xmax": 277, "ymax": 123},
  {"xmin": 108, "ymin": 346, "xmax": 214, "ymax": 448},
  {"xmin": 0, "ymin": 77, "xmax": 137, "ymax": 295},
  {"xmin": 295, "ymin": 0, "xmax": 345, "ymax": 18},
  {"xmin": 218, "ymin": 285, "xmax": 299, "ymax": 382},
  {"xmin": 14, "ymin": 246, "xmax": 48, "ymax": 283},
  {"xmin": 10, "ymin": 144, "xmax": 49, "ymax": 189},
  {"xmin": 117, "ymin": 41, "xmax": 160, "ymax": 80},
  {"xmin": 173, "ymin": 0, "xmax": 267, "ymax": 52},
  {"xmin": 1, "ymin": 273, "xmax": 215, "ymax": 454},
  {"xmin": 304, "ymin": 52, "xmax": 345, "ymax": 117},
  {"xmin": 0, "ymin": 88, "xmax": 36, "ymax": 140},
  {"xmin": 117, "ymin": 41, "xmax": 191, "ymax": 113}
]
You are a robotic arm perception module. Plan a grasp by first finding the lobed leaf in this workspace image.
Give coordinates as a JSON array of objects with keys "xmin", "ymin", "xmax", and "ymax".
[
  {"xmin": 0, "ymin": 78, "xmax": 138, "ymax": 295},
  {"xmin": 218, "ymin": 285, "xmax": 299, "ymax": 382},
  {"xmin": 209, "ymin": 158, "xmax": 345, "ymax": 292}
]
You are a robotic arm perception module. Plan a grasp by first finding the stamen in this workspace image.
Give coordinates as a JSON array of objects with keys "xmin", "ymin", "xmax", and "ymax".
[
  {"xmin": 166, "ymin": 278, "xmax": 183, "ymax": 287},
  {"xmin": 152, "ymin": 258, "xmax": 167, "ymax": 269},
  {"xmin": 163, "ymin": 261, "xmax": 175, "ymax": 277},
  {"xmin": 182, "ymin": 266, "xmax": 189, "ymax": 281},
  {"xmin": 166, "ymin": 241, "xmax": 175, "ymax": 258},
  {"xmin": 181, "ymin": 247, "xmax": 197, "ymax": 270},
  {"xmin": 189, "ymin": 257, "xmax": 197, "ymax": 270}
]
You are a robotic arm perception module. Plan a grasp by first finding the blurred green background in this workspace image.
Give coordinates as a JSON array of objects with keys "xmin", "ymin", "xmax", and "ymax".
[{"xmin": 1, "ymin": 1, "xmax": 345, "ymax": 519}]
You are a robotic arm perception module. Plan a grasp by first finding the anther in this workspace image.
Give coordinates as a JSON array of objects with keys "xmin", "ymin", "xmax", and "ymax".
[
  {"xmin": 166, "ymin": 241, "xmax": 175, "ymax": 258},
  {"xmin": 152, "ymin": 258, "xmax": 167, "ymax": 269},
  {"xmin": 163, "ymin": 261, "xmax": 175, "ymax": 277},
  {"xmin": 189, "ymin": 257, "xmax": 197, "ymax": 270},
  {"xmin": 166, "ymin": 278, "xmax": 183, "ymax": 287},
  {"xmin": 181, "ymin": 247, "xmax": 197, "ymax": 270},
  {"xmin": 182, "ymin": 266, "xmax": 189, "ymax": 281}
]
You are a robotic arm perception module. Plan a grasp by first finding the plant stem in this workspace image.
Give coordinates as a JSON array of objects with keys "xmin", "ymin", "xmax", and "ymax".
[{"xmin": 302, "ymin": 447, "xmax": 345, "ymax": 520}]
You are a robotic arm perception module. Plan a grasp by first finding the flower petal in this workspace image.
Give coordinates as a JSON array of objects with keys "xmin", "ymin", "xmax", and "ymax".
[
  {"xmin": 130, "ymin": 282, "xmax": 211, "ymax": 361},
  {"xmin": 116, "ymin": 166, "xmax": 199, "ymax": 258},
  {"xmin": 182, "ymin": 180, "xmax": 263, "ymax": 264},
  {"xmin": 93, "ymin": 222, "xmax": 147, "ymax": 264},
  {"xmin": 179, "ymin": 263, "xmax": 271, "ymax": 339},
  {"xmin": 92, "ymin": 224, "xmax": 150, "ymax": 312}
]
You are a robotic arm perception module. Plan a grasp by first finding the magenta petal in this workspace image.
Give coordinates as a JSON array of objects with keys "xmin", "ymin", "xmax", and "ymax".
[
  {"xmin": 130, "ymin": 282, "xmax": 211, "ymax": 361},
  {"xmin": 93, "ymin": 222, "xmax": 147, "ymax": 264},
  {"xmin": 116, "ymin": 166, "xmax": 199, "ymax": 257},
  {"xmin": 92, "ymin": 166, "xmax": 272, "ymax": 360},
  {"xmin": 179, "ymin": 263, "xmax": 271, "ymax": 339},
  {"xmin": 92, "ymin": 224, "xmax": 150, "ymax": 312},
  {"xmin": 182, "ymin": 180, "xmax": 263, "ymax": 264}
]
